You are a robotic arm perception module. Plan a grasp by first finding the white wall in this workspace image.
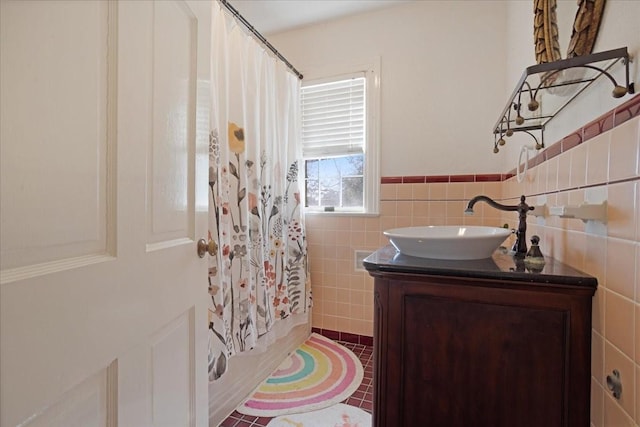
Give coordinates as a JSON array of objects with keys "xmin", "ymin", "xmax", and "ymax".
[
  {"xmin": 271, "ymin": 0, "xmax": 639, "ymax": 176},
  {"xmin": 501, "ymin": 0, "xmax": 640, "ymax": 172},
  {"xmin": 270, "ymin": 1, "xmax": 508, "ymax": 176}
]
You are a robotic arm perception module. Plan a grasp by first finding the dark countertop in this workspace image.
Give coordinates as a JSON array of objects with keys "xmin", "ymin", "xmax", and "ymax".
[{"xmin": 363, "ymin": 245, "xmax": 597, "ymax": 288}]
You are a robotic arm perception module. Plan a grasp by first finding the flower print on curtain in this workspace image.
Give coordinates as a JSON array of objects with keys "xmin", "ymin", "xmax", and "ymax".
[{"xmin": 207, "ymin": 1, "xmax": 310, "ymax": 381}]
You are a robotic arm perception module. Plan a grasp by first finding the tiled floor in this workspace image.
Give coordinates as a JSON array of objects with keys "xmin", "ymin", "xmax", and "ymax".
[{"xmin": 218, "ymin": 341, "xmax": 374, "ymax": 427}]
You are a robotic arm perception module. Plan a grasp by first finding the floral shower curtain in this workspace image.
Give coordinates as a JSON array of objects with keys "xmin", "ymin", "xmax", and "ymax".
[{"xmin": 207, "ymin": 1, "xmax": 310, "ymax": 381}]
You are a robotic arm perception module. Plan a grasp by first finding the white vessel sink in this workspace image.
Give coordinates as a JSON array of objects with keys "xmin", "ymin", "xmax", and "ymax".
[{"xmin": 383, "ymin": 226, "xmax": 511, "ymax": 260}]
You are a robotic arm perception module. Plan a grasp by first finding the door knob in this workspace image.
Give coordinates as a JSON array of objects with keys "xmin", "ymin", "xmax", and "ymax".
[{"xmin": 197, "ymin": 238, "xmax": 218, "ymax": 258}]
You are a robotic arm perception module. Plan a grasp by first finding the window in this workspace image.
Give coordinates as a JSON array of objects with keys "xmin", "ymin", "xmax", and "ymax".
[{"xmin": 301, "ymin": 62, "xmax": 379, "ymax": 214}]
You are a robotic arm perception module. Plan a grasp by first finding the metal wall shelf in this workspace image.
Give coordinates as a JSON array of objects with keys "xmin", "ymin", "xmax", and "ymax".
[{"xmin": 492, "ymin": 47, "xmax": 634, "ymax": 153}]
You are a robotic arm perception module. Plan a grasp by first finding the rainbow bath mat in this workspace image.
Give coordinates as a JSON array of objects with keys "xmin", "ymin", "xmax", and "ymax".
[{"xmin": 236, "ymin": 333, "xmax": 364, "ymax": 416}]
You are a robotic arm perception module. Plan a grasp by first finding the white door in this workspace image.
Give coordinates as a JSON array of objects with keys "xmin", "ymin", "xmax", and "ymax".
[{"xmin": 0, "ymin": 1, "xmax": 211, "ymax": 426}]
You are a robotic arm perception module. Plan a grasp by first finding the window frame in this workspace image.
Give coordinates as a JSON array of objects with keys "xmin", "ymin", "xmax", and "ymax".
[{"xmin": 300, "ymin": 58, "xmax": 380, "ymax": 216}]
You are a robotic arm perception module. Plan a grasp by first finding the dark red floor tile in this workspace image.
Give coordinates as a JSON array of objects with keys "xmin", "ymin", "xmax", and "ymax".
[
  {"xmin": 352, "ymin": 390, "xmax": 365, "ymax": 399},
  {"xmin": 346, "ymin": 396, "xmax": 361, "ymax": 406}
]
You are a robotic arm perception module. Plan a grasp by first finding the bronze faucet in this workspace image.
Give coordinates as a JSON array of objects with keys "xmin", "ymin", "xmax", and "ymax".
[{"xmin": 465, "ymin": 195, "xmax": 534, "ymax": 257}]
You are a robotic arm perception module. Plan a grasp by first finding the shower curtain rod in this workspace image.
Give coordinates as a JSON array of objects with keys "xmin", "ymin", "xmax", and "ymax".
[{"xmin": 219, "ymin": 0, "xmax": 304, "ymax": 80}]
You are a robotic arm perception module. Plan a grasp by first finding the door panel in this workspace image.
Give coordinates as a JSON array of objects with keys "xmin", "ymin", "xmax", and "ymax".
[
  {"xmin": 0, "ymin": 0, "xmax": 113, "ymax": 275},
  {"xmin": 147, "ymin": 0, "xmax": 197, "ymax": 248},
  {"xmin": 151, "ymin": 311, "xmax": 194, "ymax": 427},
  {"xmin": 21, "ymin": 365, "xmax": 116, "ymax": 427},
  {"xmin": 0, "ymin": 1, "xmax": 211, "ymax": 426},
  {"xmin": 114, "ymin": 310, "xmax": 197, "ymax": 427}
]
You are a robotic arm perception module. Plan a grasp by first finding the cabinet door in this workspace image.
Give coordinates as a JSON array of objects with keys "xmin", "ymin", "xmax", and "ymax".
[
  {"xmin": 405, "ymin": 295, "xmax": 565, "ymax": 426},
  {"xmin": 382, "ymin": 280, "xmax": 578, "ymax": 427}
]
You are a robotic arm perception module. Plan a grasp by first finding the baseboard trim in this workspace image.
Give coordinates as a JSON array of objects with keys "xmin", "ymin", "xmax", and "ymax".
[{"xmin": 312, "ymin": 327, "xmax": 373, "ymax": 346}]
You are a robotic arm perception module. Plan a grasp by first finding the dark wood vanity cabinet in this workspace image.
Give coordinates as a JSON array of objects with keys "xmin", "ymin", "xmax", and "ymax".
[{"xmin": 365, "ymin": 248, "xmax": 597, "ymax": 427}]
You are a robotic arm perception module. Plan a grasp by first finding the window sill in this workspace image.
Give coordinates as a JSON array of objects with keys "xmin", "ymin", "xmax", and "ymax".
[{"xmin": 304, "ymin": 210, "xmax": 379, "ymax": 218}]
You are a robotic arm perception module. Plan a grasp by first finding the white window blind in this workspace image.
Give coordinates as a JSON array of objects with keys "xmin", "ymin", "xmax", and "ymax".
[{"xmin": 301, "ymin": 76, "xmax": 366, "ymax": 158}]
